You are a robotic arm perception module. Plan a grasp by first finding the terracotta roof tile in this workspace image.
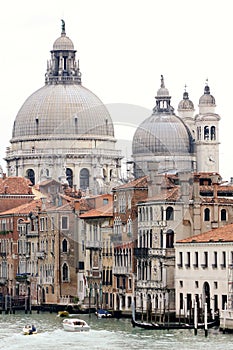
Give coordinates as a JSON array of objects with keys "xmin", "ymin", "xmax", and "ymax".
[
  {"xmin": 112, "ymin": 176, "xmax": 148, "ymax": 190},
  {"xmin": 0, "ymin": 177, "xmax": 33, "ymax": 195},
  {"xmin": 177, "ymin": 223, "xmax": 233, "ymax": 243},
  {"xmin": 80, "ymin": 203, "xmax": 113, "ymax": 218},
  {"xmin": 0, "ymin": 199, "xmax": 41, "ymax": 216}
]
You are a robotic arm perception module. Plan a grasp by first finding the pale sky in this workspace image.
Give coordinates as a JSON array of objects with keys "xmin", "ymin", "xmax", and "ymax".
[{"xmin": 1, "ymin": 0, "xmax": 232, "ymax": 181}]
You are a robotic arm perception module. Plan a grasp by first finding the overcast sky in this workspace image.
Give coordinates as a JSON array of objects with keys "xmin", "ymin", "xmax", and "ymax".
[{"xmin": 1, "ymin": 0, "xmax": 232, "ymax": 181}]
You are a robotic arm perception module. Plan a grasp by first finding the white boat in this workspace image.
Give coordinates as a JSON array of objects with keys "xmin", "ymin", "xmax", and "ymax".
[
  {"xmin": 23, "ymin": 325, "xmax": 37, "ymax": 335},
  {"xmin": 62, "ymin": 318, "xmax": 90, "ymax": 332},
  {"xmin": 95, "ymin": 309, "xmax": 112, "ymax": 319}
]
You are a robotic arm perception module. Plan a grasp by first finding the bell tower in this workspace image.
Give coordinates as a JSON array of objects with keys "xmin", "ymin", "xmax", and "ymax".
[{"xmin": 195, "ymin": 81, "xmax": 220, "ymax": 173}]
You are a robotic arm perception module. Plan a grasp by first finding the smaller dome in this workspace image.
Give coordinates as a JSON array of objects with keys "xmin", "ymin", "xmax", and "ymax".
[
  {"xmin": 199, "ymin": 84, "xmax": 215, "ymax": 106},
  {"xmin": 178, "ymin": 91, "xmax": 194, "ymax": 110},
  {"xmin": 53, "ymin": 34, "xmax": 74, "ymax": 51}
]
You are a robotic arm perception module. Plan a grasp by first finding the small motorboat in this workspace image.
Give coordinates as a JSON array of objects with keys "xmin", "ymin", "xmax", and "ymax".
[
  {"xmin": 95, "ymin": 309, "xmax": 112, "ymax": 319},
  {"xmin": 62, "ymin": 318, "xmax": 90, "ymax": 332},
  {"xmin": 23, "ymin": 324, "xmax": 37, "ymax": 335},
  {"xmin": 57, "ymin": 310, "xmax": 70, "ymax": 317}
]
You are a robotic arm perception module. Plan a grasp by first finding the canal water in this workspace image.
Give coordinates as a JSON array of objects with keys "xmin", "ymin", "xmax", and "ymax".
[{"xmin": 0, "ymin": 312, "xmax": 232, "ymax": 350}]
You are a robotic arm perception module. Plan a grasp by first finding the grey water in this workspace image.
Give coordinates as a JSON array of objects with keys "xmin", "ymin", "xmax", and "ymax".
[{"xmin": 0, "ymin": 312, "xmax": 232, "ymax": 350}]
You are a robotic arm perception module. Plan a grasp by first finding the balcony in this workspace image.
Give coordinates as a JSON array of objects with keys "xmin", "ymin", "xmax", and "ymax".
[
  {"xmin": 85, "ymin": 241, "xmax": 102, "ymax": 249},
  {"xmin": 148, "ymin": 248, "xmax": 166, "ymax": 257},
  {"xmin": 118, "ymin": 287, "xmax": 126, "ymax": 295},
  {"xmin": 112, "ymin": 266, "xmax": 131, "ymax": 275},
  {"xmin": 26, "ymin": 231, "xmax": 39, "ymax": 238},
  {"xmin": 134, "ymin": 248, "xmax": 148, "ymax": 258},
  {"xmin": 0, "ymin": 277, "xmax": 7, "ymax": 285},
  {"xmin": 15, "ymin": 273, "xmax": 30, "ymax": 282},
  {"xmin": 36, "ymin": 251, "xmax": 45, "ymax": 259},
  {"xmin": 111, "ymin": 234, "xmax": 122, "ymax": 245},
  {"xmin": 136, "ymin": 280, "xmax": 164, "ymax": 289}
]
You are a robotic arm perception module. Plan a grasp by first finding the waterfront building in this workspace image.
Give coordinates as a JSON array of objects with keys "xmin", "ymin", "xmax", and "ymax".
[
  {"xmin": 0, "ymin": 199, "xmax": 42, "ymax": 308},
  {"xmin": 175, "ymin": 224, "xmax": 233, "ymax": 320},
  {"xmin": 111, "ymin": 176, "xmax": 148, "ymax": 314},
  {"xmin": 79, "ymin": 196, "xmax": 113, "ymax": 310},
  {"xmin": 134, "ymin": 170, "xmax": 233, "ymax": 319}
]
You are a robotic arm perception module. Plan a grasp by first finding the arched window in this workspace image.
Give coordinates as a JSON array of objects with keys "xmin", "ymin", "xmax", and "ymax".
[
  {"xmin": 197, "ymin": 126, "xmax": 201, "ymax": 141},
  {"xmin": 166, "ymin": 207, "xmax": 174, "ymax": 221},
  {"xmin": 80, "ymin": 168, "xmax": 89, "ymax": 190},
  {"xmin": 66, "ymin": 168, "xmax": 73, "ymax": 187},
  {"xmin": 62, "ymin": 263, "xmax": 69, "ymax": 282},
  {"xmin": 27, "ymin": 169, "xmax": 35, "ymax": 185},
  {"xmin": 204, "ymin": 126, "xmax": 209, "ymax": 140},
  {"xmin": 221, "ymin": 209, "xmax": 227, "ymax": 221},
  {"xmin": 62, "ymin": 239, "xmax": 68, "ymax": 253},
  {"xmin": 204, "ymin": 208, "xmax": 210, "ymax": 221},
  {"xmin": 166, "ymin": 229, "xmax": 174, "ymax": 248},
  {"xmin": 211, "ymin": 126, "xmax": 216, "ymax": 140}
]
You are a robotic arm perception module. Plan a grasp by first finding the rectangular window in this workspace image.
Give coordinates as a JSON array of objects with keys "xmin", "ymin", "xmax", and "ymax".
[
  {"xmin": 213, "ymin": 251, "xmax": 217, "ymax": 268},
  {"xmin": 45, "ymin": 217, "xmax": 48, "ymax": 231},
  {"xmin": 179, "ymin": 293, "xmax": 183, "ymax": 310},
  {"xmin": 61, "ymin": 216, "xmax": 68, "ymax": 230},
  {"xmin": 222, "ymin": 295, "xmax": 227, "ymax": 310},
  {"xmin": 185, "ymin": 252, "xmax": 191, "ymax": 268},
  {"xmin": 40, "ymin": 217, "xmax": 45, "ymax": 231},
  {"xmin": 214, "ymin": 295, "xmax": 218, "ymax": 312},
  {"xmin": 221, "ymin": 251, "xmax": 226, "ymax": 268},
  {"xmin": 178, "ymin": 252, "xmax": 183, "ymax": 268},
  {"xmin": 193, "ymin": 251, "xmax": 198, "ymax": 268},
  {"xmin": 187, "ymin": 293, "xmax": 192, "ymax": 311},
  {"xmin": 51, "ymin": 216, "xmax": 55, "ymax": 230},
  {"xmin": 231, "ymin": 251, "xmax": 233, "ymax": 266},
  {"xmin": 201, "ymin": 251, "xmax": 208, "ymax": 268}
]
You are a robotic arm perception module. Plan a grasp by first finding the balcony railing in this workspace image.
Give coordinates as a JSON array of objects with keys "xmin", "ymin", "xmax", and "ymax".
[
  {"xmin": 148, "ymin": 248, "xmax": 166, "ymax": 257},
  {"xmin": 85, "ymin": 241, "xmax": 102, "ymax": 249},
  {"xmin": 134, "ymin": 248, "xmax": 148, "ymax": 258},
  {"xmin": 136, "ymin": 280, "xmax": 164, "ymax": 289},
  {"xmin": 36, "ymin": 251, "xmax": 45, "ymax": 259},
  {"xmin": 112, "ymin": 266, "xmax": 131, "ymax": 275}
]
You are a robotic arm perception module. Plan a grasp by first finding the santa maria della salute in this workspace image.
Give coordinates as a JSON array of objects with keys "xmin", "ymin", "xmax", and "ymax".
[{"xmin": 0, "ymin": 20, "xmax": 233, "ymax": 331}]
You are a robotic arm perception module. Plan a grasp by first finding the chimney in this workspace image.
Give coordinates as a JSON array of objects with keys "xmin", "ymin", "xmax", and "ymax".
[
  {"xmin": 147, "ymin": 161, "xmax": 162, "ymax": 197},
  {"xmin": 178, "ymin": 172, "xmax": 191, "ymax": 205}
]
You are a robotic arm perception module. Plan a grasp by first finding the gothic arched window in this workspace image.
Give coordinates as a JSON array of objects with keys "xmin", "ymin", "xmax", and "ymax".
[
  {"xmin": 62, "ymin": 239, "xmax": 68, "ymax": 253},
  {"xmin": 27, "ymin": 169, "xmax": 35, "ymax": 185},
  {"xmin": 204, "ymin": 208, "xmax": 210, "ymax": 221},
  {"xmin": 62, "ymin": 263, "xmax": 69, "ymax": 282},
  {"xmin": 66, "ymin": 168, "xmax": 73, "ymax": 187},
  {"xmin": 211, "ymin": 126, "xmax": 216, "ymax": 140},
  {"xmin": 166, "ymin": 229, "xmax": 174, "ymax": 248},
  {"xmin": 221, "ymin": 209, "xmax": 227, "ymax": 221},
  {"xmin": 204, "ymin": 126, "xmax": 209, "ymax": 140},
  {"xmin": 166, "ymin": 207, "xmax": 174, "ymax": 221},
  {"xmin": 80, "ymin": 168, "xmax": 89, "ymax": 190}
]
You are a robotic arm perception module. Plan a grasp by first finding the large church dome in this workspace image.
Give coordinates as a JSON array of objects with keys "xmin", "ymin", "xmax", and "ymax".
[
  {"xmin": 6, "ymin": 21, "xmax": 121, "ymax": 192},
  {"xmin": 11, "ymin": 84, "xmax": 114, "ymax": 141}
]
